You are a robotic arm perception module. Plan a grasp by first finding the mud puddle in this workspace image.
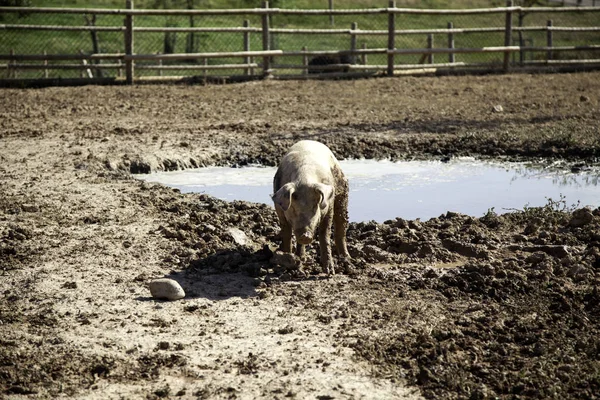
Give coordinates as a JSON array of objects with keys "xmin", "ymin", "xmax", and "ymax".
[{"xmin": 136, "ymin": 159, "xmax": 600, "ymax": 221}]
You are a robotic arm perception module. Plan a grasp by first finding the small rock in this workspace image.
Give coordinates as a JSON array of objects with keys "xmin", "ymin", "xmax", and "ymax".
[
  {"xmin": 157, "ymin": 341, "xmax": 170, "ymax": 350},
  {"xmin": 392, "ymin": 218, "xmax": 409, "ymax": 229},
  {"xmin": 580, "ymin": 95, "xmax": 590, "ymax": 102},
  {"xmin": 21, "ymin": 204, "xmax": 38, "ymax": 213},
  {"xmin": 363, "ymin": 245, "xmax": 395, "ymax": 262},
  {"xmin": 61, "ymin": 281, "xmax": 78, "ymax": 289},
  {"xmin": 226, "ymin": 227, "xmax": 249, "ymax": 246},
  {"xmin": 270, "ymin": 251, "xmax": 300, "ymax": 270},
  {"xmin": 492, "ymin": 104, "xmax": 504, "ymax": 113},
  {"xmin": 535, "ymin": 245, "xmax": 570, "ymax": 259},
  {"xmin": 513, "ymin": 234, "xmax": 529, "ymax": 243},
  {"xmin": 525, "ymin": 252, "xmax": 547, "ymax": 265},
  {"xmin": 204, "ymin": 224, "xmax": 216, "ymax": 232},
  {"xmin": 442, "ymin": 239, "xmax": 489, "ymax": 259},
  {"xmin": 148, "ymin": 278, "xmax": 185, "ymax": 300}
]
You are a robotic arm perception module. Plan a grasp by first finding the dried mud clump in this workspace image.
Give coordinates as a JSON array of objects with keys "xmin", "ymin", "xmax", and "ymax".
[{"xmin": 349, "ymin": 206, "xmax": 600, "ymax": 399}]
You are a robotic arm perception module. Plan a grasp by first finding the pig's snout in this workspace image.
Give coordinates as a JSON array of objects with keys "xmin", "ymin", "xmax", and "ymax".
[{"xmin": 296, "ymin": 231, "xmax": 314, "ymax": 245}]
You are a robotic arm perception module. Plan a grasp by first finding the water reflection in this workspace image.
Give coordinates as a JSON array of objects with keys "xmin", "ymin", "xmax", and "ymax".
[
  {"xmin": 136, "ymin": 159, "xmax": 600, "ymax": 222},
  {"xmin": 510, "ymin": 163, "xmax": 600, "ymax": 188}
]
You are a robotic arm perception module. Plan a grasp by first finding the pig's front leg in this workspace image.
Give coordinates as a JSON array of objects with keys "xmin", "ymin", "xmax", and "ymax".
[
  {"xmin": 276, "ymin": 209, "xmax": 293, "ymax": 253},
  {"xmin": 295, "ymin": 242, "xmax": 306, "ymax": 259},
  {"xmin": 319, "ymin": 212, "xmax": 334, "ymax": 275}
]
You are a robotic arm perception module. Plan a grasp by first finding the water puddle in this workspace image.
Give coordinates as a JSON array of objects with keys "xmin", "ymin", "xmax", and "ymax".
[{"xmin": 136, "ymin": 159, "xmax": 600, "ymax": 222}]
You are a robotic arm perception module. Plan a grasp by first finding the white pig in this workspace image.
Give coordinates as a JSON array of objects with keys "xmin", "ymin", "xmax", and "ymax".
[{"xmin": 272, "ymin": 140, "xmax": 350, "ymax": 274}]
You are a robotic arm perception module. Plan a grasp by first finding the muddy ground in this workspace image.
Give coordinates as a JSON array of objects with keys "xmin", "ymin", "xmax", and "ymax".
[{"xmin": 1, "ymin": 71, "xmax": 600, "ymax": 399}]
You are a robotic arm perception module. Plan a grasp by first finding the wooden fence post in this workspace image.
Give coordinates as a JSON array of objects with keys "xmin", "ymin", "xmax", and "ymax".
[
  {"xmin": 547, "ymin": 20, "xmax": 553, "ymax": 61},
  {"xmin": 157, "ymin": 52, "xmax": 162, "ymax": 77},
  {"xmin": 504, "ymin": 0, "xmax": 513, "ymax": 71},
  {"xmin": 125, "ymin": 0, "xmax": 134, "ymax": 84},
  {"xmin": 387, "ymin": 0, "xmax": 396, "ymax": 76},
  {"xmin": 329, "ymin": 0, "xmax": 334, "ymax": 26},
  {"xmin": 43, "ymin": 50, "xmax": 49, "ymax": 78},
  {"xmin": 243, "ymin": 20, "xmax": 251, "ymax": 76},
  {"xmin": 448, "ymin": 22, "xmax": 455, "ymax": 63},
  {"xmin": 427, "ymin": 34, "xmax": 434, "ymax": 64},
  {"xmin": 517, "ymin": 9, "xmax": 524, "ymax": 65},
  {"xmin": 302, "ymin": 46, "xmax": 308, "ymax": 75},
  {"xmin": 9, "ymin": 49, "xmax": 16, "ymax": 79},
  {"xmin": 261, "ymin": 1, "xmax": 271, "ymax": 77},
  {"xmin": 350, "ymin": 22, "xmax": 357, "ymax": 64}
]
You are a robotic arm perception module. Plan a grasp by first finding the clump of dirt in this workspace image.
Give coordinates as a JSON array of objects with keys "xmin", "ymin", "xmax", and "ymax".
[{"xmin": 346, "ymin": 206, "xmax": 600, "ymax": 399}]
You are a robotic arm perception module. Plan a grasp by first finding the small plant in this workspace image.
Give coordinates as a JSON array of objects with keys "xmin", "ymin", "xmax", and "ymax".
[
  {"xmin": 480, "ymin": 207, "xmax": 501, "ymax": 228},
  {"xmin": 507, "ymin": 194, "xmax": 580, "ymax": 228}
]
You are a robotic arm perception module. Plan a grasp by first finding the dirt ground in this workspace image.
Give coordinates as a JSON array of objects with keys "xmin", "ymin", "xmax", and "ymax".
[{"xmin": 1, "ymin": 71, "xmax": 600, "ymax": 399}]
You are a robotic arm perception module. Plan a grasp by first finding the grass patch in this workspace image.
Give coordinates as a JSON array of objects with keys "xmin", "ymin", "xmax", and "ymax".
[{"xmin": 1, "ymin": 0, "xmax": 598, "ymax": 78}]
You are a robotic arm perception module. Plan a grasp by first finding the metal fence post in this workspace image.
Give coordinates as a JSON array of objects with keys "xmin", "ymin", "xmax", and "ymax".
[
  {"xmin": 261, "ymin": 1, "xmax": 271, "ymax": 78},
  {"xmin": 125, "ymin": 0, "xmax": 134, "ymax": 84},
  {"xmin": 387, "ymin": 0, "xmax": 396, "ymax": 77},
  {"xmin": 448, "ymin": 22, "xmax": 455, "ymax": 63},
  {"xmin": 547, "ymin": 20, "xmax": 553, "ymax": 61},
  {"xmin": 504, "ymin": 0, "xmax": 513, "ymax": 72}
]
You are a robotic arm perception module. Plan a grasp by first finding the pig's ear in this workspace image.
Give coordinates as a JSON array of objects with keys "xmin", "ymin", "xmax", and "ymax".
[
  {"xmin": 314, "ymin": 183, "xmax": 334, "ymax": 210},
  {"xmin": 272, "ymin": 183, "xmax": 295, "ymax": 211}
]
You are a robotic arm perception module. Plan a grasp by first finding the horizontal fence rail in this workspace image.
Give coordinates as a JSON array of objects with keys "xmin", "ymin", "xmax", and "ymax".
[{"xmin": 1, "ymin": 0, "xmax": 599, "ymax": 84}]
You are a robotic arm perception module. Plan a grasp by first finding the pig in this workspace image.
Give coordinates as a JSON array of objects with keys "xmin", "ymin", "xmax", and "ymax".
[
  {"xmin": 308, "ymin": 54, "xmax": 353, "ymax": 74},
  {"xmin": 272, "ymin": 140, "xmax": 350, "ymax": 275}
]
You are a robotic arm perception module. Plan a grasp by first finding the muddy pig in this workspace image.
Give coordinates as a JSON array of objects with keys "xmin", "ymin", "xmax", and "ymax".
[{"xmin": 272, "ymin": 140, "xmax": 350, "ymax": 274}]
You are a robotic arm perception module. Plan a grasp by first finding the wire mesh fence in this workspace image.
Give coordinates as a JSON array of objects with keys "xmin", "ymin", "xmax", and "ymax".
[{"xmin": 1, "ymin": 1, "xmax": 599, "ymax": 81}]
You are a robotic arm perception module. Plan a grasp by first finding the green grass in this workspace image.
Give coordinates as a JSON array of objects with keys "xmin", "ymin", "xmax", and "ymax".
[{"xmin": 1, "ymin": 0, "xmax": 599, "ymax": 78}]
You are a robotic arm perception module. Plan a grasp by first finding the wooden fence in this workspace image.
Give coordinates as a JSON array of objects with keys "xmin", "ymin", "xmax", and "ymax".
[{"xmin": 1, "ymin": 0, "xmax": 600, "ymax": 84}]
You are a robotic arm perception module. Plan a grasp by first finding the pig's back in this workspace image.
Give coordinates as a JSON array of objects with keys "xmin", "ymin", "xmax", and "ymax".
[
  {"xmin": 275, "ymin": 140, "xmax": 343, "ymax": 189},
  {"xmin": 286, "ymin": 140, "xmax": 339, "ymax": 169}
]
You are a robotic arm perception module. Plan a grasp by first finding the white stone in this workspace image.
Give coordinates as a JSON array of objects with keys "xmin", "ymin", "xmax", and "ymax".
[
  {"xmin": 148, "ymin": 278, "xmax": 185, "ymax": 300},
  {"xmin": 227, "ymin": 227, "xmax": 249, "ymax": 246}
]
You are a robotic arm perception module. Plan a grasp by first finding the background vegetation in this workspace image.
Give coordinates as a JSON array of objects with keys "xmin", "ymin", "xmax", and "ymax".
[{"xmin": 1, "ymin": 0, "xmax": 598, "ymax": 78}]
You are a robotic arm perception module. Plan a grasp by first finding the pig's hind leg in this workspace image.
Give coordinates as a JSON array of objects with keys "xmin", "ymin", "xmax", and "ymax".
[
  {"xmin": 333, "ymin": 181, "xmax": 351, "ymax": 259},
  {"xmin": 318, "ymin": 211, "xmax": 335, "ymax": 275}
]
